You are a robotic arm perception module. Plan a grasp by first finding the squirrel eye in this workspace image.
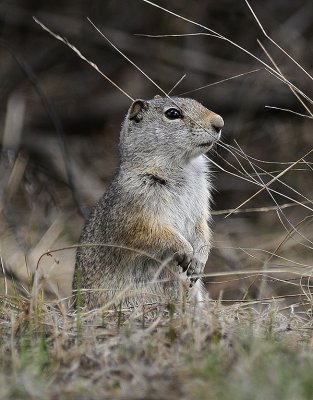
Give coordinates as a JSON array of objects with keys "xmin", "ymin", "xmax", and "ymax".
[{"xmin": 164, "ymin": 108, "xmax": 182, "ymax": 120}]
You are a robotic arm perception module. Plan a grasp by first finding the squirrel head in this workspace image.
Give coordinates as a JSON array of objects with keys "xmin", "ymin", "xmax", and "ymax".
[{"xmin": 120, "ymin": 96, "xmax": 224, "ymax": 166}]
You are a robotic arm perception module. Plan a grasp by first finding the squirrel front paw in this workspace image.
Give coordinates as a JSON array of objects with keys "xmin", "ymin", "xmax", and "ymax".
[
  {"xmin": 186, "ymin": 256, "xmax": 206, "ymax": 277},
  {"xmin": 174, "ymin": 253, "xmax": 205, "ymax": 277},
  {"xmin": 173, "ymin": 253, "xmax": 206, "ymax": 288},
  {"xmin": 185, "ymin": 257, "xmax": 206, "ymax": 288},
  {"xmin": 173, "ymin": 251, "xmax": 193, "ymax": 271}
]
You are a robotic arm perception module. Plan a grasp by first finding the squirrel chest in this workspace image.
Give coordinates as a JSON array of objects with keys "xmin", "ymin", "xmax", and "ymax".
[{"xmin": 131, "ymin": 155, "xmax": 210, "ymax": 240}]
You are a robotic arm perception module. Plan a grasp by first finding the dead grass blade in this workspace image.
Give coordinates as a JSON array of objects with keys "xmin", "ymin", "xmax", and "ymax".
[
  {"xmin": 244, "ymin": 0, "xmax": 313, "ymax": 82},
  {"xmin": 264, "ymin": 106, "xmax": 313, "ymax": 119},
  {"xmin": 33, "ymin": 17, "xmax": 134, "ymax": 102},
  {"xmin": 177, "ymin": 68, "xmax": 262, "ymax": 96},
  {"xmin": 257, "ymin": 39, "xmax": 313, "ymax": 117},
  {"xmin": 212, "ymin": 201, "xmax": 309, "ymax": 216},
  {"xmin": 167, "ymin": 73, "xmax": 186, "ymax": 95},
  {"xmin": 225, "ymin": 146, "xmax": 313, "ymax": 218},
  {"xmin": 87, "ymin": 17, "xmax": 169, "ymax": 98},
  {"xmin": 140, "ymin": 0, "xmax": 313, "ymax": 104}
]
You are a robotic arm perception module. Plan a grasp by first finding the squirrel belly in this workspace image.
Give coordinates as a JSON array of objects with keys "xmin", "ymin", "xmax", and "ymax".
[{"xmin": 74, "ymin": 96, "xmax": 224, "ymax": 309}]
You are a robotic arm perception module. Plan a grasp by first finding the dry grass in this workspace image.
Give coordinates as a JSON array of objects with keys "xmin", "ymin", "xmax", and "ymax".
[
  {"xmin": 1, "ymin": 0, "xmax": 313, "ymax": 398},
  {"xmin": 1, "ymin": 293, "xmax": 313, "ymax": 400}
]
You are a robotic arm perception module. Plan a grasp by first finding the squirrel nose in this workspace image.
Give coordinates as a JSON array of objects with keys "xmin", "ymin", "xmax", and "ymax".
[{"xmin": 210, "ymin": 114, "xmax": 224, "ymax": 134}]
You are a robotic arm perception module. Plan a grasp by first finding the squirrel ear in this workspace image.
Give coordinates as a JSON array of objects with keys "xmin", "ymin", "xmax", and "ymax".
[{"xmin": 129, "ymin": 99, "xmax": 149, "ymax": 122}]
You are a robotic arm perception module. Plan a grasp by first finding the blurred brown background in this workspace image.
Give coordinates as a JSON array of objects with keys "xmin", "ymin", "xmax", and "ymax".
[{"xmin": 1, "ymin": 0, "xmax": 313, "ymax": 304}]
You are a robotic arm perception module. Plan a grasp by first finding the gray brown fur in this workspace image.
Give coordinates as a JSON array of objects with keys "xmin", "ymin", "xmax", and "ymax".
[{"xmin": 74, "ymin": 96, "xmax": 224, "ymax": 309}]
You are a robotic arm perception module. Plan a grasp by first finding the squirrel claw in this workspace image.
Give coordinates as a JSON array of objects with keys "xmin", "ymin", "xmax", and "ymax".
[
  {"xmin": 174, "ymin": 252, "xmax": 192, "ymax": 271},
  {"xmin": 186, "ymin": 257, "xmax": 205, "ymax": 277}
]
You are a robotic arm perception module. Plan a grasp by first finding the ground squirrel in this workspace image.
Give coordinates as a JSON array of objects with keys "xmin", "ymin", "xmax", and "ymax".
[{"xmin": 74, "ymin": 95, "xmax": 224, "ymax": 309}]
